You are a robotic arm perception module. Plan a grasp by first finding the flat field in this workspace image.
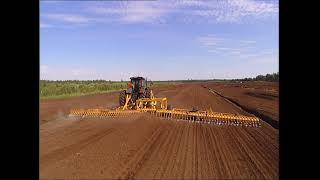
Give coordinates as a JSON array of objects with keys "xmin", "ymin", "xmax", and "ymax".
[{"xmin": 40, "ymin": 82, "xmax": 279, "ymax": 179}]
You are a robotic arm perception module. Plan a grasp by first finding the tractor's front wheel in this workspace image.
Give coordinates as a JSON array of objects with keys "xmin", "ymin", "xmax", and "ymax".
[{"xmin": 119, "ymin": 90, "xmax": 126, "ymax": 106}]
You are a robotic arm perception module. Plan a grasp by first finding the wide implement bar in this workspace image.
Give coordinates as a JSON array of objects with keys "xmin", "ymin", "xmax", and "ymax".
[
  {"xmin": 69, "ymin": 108, "xmax": 260, "ymax": 127},
  {"xmin": 146, "ymin": 109, "xmax": 260, "ymax": 127},
  {"xmin": 70, "ymin": 109, "xmax": 141, "ymax": 118}
]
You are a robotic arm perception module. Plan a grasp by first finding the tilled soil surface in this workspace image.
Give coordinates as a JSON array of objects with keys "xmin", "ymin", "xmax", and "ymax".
[
  {"xmin": 204, "ymin": 81, "xmax": 279, "ymax": 122},
  {"xmin": 40, "ymin": 92, "xmax": 119, "ymax": 125},
  {"xmin": 40, "ymin": 83, "xmax": 279, "ymax": 179}
]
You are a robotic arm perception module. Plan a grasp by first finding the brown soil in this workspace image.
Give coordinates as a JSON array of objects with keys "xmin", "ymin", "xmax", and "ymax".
[
  {"xmin": 40, "ymin": 92, "xmax": 119, "ymax": 125},
  {"xmin": 40, "ymin": 83, "xmax": 278, "ymax": 179},
  {"xmin": 204, "ymin": 81, "xmax": 279, "ymax": 122}
]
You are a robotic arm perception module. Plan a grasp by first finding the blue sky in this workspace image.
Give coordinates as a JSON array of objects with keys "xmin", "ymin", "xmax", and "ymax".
[{"xmin": 40, "ymin": 0, "xmax": 278, "ymax": 81}]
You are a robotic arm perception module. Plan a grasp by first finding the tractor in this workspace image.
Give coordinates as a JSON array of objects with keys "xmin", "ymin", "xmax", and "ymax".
[{"xmin": 119, "ymin": 77, "xmax": 152, "ymax": 107}]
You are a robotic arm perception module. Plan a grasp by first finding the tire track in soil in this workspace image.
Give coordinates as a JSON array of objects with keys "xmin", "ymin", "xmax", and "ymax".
[
  {"xmin": 98, "ymin": 117, "xmax": 144, "ymax": 178},
  {"xmin": 233, "ymin": 127, "xmax": 266, "ymax": 178},
  {"xmin": 197, "ymin": 124, "xmax": 206, "ymax": 179},
  {"xmin": 208, "ymin": 128, "xmax": 227, "ymax": 178},
  {"xmin": 224, "ymin": 127, "xmax": 254, "ymax": 178},
  {"xmin": 213, "ymin": 127, "xmax": 233, "ymax": 178},
  {"xmin": 151, "ymin": 121, "xmax": 179, "ymax": 179},
  {"xmin": 194, "ymin": 123, "xmax": 199, "ymax": 179},
  {"xmin": 171, "ymin": 122, "xmax": 190, "ymax": 178},
  {"xmin": 114, "ymin": 124, "xmax": 166, "ymax": 179},
  {"xmin": 182, "ymin": 121, "xmax": 194, "ymax": 178},
  {"xmin": 181, "ymin": 122, "xmax": 191, "ymax": 178},
  {"xmin": 224, "ymin": 127, "xmax": 256, "ymax": 178},
  {"xmin": 40, "ymin": 119, "xmax": 84, "ymax": 142},
  {"xmin": 199, "ymin": 124, "xmax": 211, "ymax": 178},
  {"xmin": 199, "ymin": 124, "xmax": 212, "ymax": 179},
  {"xmin": 173, "ymin": 121, "xmax": 190, "ymax": 178},
  {"xmin": 224, "ymin": 127, "xmax": 258, "ymax": 178},
  {"xmin": 41, "ymin": 122, "xmax": 96, "ymax": 145},
  {"xmin": 190, "ymin": 121, "xmax": 197, "ymax": 179},
  {"xmin": 41, "ymin": 115, "xmax": 153, "ymax": 179},
  {"xmin": 206, "ymin": 126, "xmax": 220, "ymax": 178},
  {"xmin": 40, "ymin": 127, "xmax": 115, "ymax": 168},
  {"xmin": 250, "ymin": 125, "xmax": 278, "ymax": 151},
  {"xmin": 244, "ymin": 128, "xmax": 278, "ymax": 164},
  {"xmin": 162, "ymin": 121, "xmax": 185, "ymax": 178},
  {"xmin": 201, "ymin": 126, "xmax": 212, "ymax": 177},
  {"xmin": 196, "ymin": 124, "xmax": 204, "ymax": 179},
  {"xmin": 235, "ymin": 128, "xmax": 278, "ymax": 179},
  {"xmin": 164, "ymin": 121, "xmax": 185, "ymax": 178},
  {"xmin": 133, "ymin": 121, "xmax": 172, "ymax": 179},
  {"xmin": 242, "ymin": 129, "xmax": 277, "ymax": 178}
]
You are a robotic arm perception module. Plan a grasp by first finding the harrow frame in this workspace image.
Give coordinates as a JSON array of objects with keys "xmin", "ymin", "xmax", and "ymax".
[
  {"xmin": 70, "ymin": 107, "xmax": 261, "ymax": 127},
  {"xmin": 69, "ymin": 90, "xmax": 260, "ymax": 127}
]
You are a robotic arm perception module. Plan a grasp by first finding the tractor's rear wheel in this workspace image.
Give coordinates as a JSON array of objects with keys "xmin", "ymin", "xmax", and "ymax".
[
  {"xmin": 131, "ymin": 93, "xmax": 139, "ymax": 104},
  {"xmin": 144, "ymin": 88, "xmax": 152, "ymax": 98},
  {"xmin": 142, "ymin": 88, "xmax": 152, "ymax": 108},
  {"xmin": 119, "ymin": 90, "xmax": 126, "ymax": 106},
  {"xmin": 139, "ymin": 92, "xmax": 145, "ymax": 99}
]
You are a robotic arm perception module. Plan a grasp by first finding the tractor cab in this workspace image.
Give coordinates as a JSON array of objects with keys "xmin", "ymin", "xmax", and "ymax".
[
  {"xmin": 120, "ymin": 77, "xmax": 152, "ymax": 107},
  {"xmin": 130, "ymin": 77, "xmax": 146, "ymax": 93}
]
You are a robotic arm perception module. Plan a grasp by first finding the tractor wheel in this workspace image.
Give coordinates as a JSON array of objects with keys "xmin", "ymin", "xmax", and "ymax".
[
  {"xmin": 144, "ymin": 88, "xmax": 152, "ymax": 98},
  {"xmin": 139, "ymin": 92, "xmax": 145, "ymax": 99},
  {"xmin": 131, "ymin": 93, "xmax": 139, "ymax": 104},
  {"xmin": 119, "ymin": 90, "xmax": 126, "ymax": 106}
]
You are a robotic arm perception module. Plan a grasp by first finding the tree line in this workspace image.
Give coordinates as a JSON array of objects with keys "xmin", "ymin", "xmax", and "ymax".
[
  {"xmin": 40, "ymin": 80, "xmax": 128, "ymax": 98},
  {"xmin": 40, "ymin": 73, "xmax": 278, "ymax": 98},
  {"xmin": 237, "ymin": 72, "xmax": 279, "ymax": 82}
]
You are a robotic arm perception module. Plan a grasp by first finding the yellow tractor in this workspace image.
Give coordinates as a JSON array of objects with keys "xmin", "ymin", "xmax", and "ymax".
[{"xmin": 70, "ymin": 77, "xmax": 261, "ymax": 127}]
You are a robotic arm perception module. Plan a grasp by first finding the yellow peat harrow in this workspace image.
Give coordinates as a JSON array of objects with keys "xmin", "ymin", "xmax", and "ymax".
[
  {"xmin": 70, "ymin": 93, "xmax": 260, "ymax": 128},
  {"xmin": 70, "ymin": 77, "xmax": 260, "ymax": 127}
]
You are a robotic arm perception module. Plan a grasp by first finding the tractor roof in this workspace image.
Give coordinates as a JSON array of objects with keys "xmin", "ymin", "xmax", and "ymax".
[{"xmin": 130, "ymin": 76, "xmax": 145, "ymax": 80}]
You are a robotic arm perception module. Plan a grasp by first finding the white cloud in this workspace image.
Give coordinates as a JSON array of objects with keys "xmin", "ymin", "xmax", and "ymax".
[
  {"xmin": 245, "ymin": 53, "xmax": 279, "ymax": 74},
  {"xmin": 89, "ymin": 1, "xmax": 172, "ymax": 24},
  {"xmin": 191, "ymin": 0, "xmax": 278, "ymax": 23},
  {"xmin": 86, "ymin": 0, "xmax": 278, "ymax": 24},
  {"xmin": 207, "ymin": 49, "xmax": 219, "ymax": 53},
  {"xmin": 239, "ymin": 49, "xmax": 277, "ymax": 59},
  {"xmin": 40, "ymin": 23, "xmax": 53, "ymax": 28},
  {"xmin": 40, "ymin": 66, "xmax": 101, "ymax": 80},
  {"xmin": 43, "ymin": 13, "xmax": 114, "ymax": 25},
  {"xmin": 197, "ymin": 35, "xmax": 259, "ymax": 53},
  {"xmin": 196, "ymin": 34, "xmax": 278, "ymax": 66},
  {"xmin": 40, "ymin": 1, "xmax": 63, "ymax": 4},
  {"xmin": 46, "ymin": 14, "xmax": 91, "ymax": 23},
  {"xmin": 41, "ymin": 0, "xmax": 278, "ymax": 27},
  {"xmin": 70, "ymin": 68, "xmax": 98, "ymax": 77},
  {"xmin": 174, "ymin": 0, "xmax": 207, "ymax": 7},
  {"xmin": 217, "ymin": 47, "xmax": 233, "ymax": 51},
  {"xmin": 197, "ymin": 35, "xmax": 225, "ymax": 47},
  {"xmin": 230, "ymin": 50, "xmax": 242, "ymax": 54},
  {"xmin": 240, "ymin": 40, "xmax": 256, "ymax": 44},
  {"xmin": 71, "ymin": 69, "xmax": 81, "ymax": 76},
  {"xmin": 197, "ymin": 34, "xmax": 235, "ymax": 53}
]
